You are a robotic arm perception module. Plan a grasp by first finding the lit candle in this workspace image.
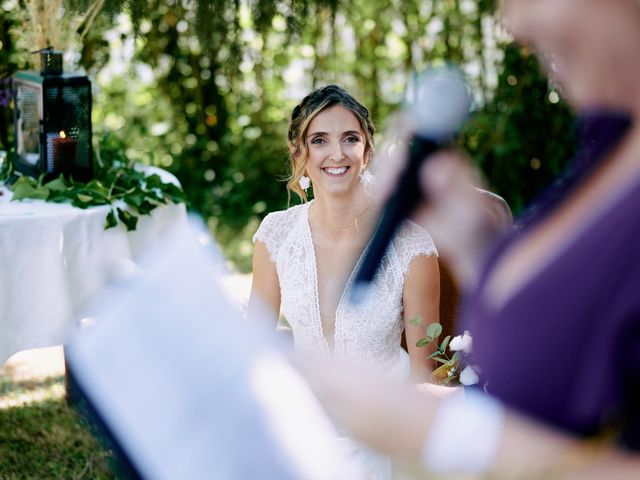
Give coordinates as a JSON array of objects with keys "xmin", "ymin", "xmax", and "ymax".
[{"xmin": 52, "ymin": 131, "xmax": 78, "ymax": 175}]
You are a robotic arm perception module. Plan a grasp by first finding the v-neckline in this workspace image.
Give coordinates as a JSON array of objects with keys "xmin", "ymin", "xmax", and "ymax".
[{"xmin": 304, "ymin": 201, "xmax": 370, "ymax": 354}]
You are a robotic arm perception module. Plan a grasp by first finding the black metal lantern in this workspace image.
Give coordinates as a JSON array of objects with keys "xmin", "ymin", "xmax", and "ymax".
[{"xmin": 12, "ymin": 49, "xmax": 92, "ymax": 181}]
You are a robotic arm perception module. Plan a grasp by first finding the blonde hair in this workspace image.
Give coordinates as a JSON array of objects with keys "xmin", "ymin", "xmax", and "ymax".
[{"xmin": 286, "ymin": 85, "xmax": 375, "ymax": 202}]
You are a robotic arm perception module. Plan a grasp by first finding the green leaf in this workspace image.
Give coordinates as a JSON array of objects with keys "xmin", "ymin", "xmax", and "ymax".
[
  {"xmin": 47, "ymin": 193, "xmax": 71, "ymax": 203},
  {"xmin": 123, "ymin": 196, "xmax": 141, "ymax": 210},
  {"xmin": 33, "ymin": 186, "xmax": 50, "ymax": 199},
  {"xmin": 76, "ymin": 193, "xmax": 94, "ymax": 203},
  {"xmin": 136, "ymin": 200, "xmax": 157, "ymax": 215},
  {"xmin": 10, "ymin": 178, "xmax": 37, "ymax": 200},
  {"xmin": 415, "ymin": 338, "xmax": 430, "ymax": 348},
  {"xmin": 105, "ymin": 209, "xmax": 118, "ymax": 229},
  {"xmin": 426, "ymin": 322, "xmax": 443, "ymax": 340},
  {"xmin": 12, "ymin": 176, "xmax": 36, "ymax": 188},
  {"xmin": 44, "ymin": 177, "xmax": 69, "ymax": 192},
  {"xmin": 70, "ymin": 200, "xmax": 91, "ymax": 209},
  {"xmin": 117, "ymin": 208, "xmax": 138, "ymax": 231},
  {"xmin": 144, "ymin": 174, "xmax": 164, "ymax": 187},
  {"xmin": 85, "ymin": 179, "xmax": 109, "ymax": 195},
  {"xmin": 11, "ymin": 176, "xmax": 49, "ymax": 200},
  {"xmin": 439, "ymin": 335, "xmax": 451, "ymax": 353},
  {"xmin": 408, "ymin": 316, "xmax": 422, "ymax": 327}
]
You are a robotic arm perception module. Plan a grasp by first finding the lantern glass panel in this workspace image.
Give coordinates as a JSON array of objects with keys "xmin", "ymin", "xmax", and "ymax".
[
  {"xmin": 14, "ymin": 82, "xmax": 41, "ymax": 167},
  {"xmin": 12, "ymin": 71, "xmax": 93, "ymax": 181}
]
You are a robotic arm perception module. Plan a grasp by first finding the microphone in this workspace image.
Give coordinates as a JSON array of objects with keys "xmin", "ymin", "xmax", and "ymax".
[{"xmin": 351, "ymin": 67, "xmax": 471, "ymax": 303}]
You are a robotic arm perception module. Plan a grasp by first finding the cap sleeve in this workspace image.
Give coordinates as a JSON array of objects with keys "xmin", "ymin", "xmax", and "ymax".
[
  {"xmin": 253, "ymin": 205, "xmax": 306, "ymax": 263},
  {"xmin": 253, "ymin": 211, "xmax": 284, "ymax": 263},
  {"xmin": 395, "ymin": 220, "xmax": 438, "ymax": 275}
]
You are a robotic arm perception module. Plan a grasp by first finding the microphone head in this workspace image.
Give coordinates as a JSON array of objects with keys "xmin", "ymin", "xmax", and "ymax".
[{"xmin": 404, "ymin": 66, "xmax": 472, "ymax": 140}]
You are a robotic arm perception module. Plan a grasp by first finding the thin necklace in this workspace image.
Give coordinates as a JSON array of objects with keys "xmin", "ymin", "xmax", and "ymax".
[{"xmin": 316, "ymin": 207, "xmax": 372, "ymax": 232}]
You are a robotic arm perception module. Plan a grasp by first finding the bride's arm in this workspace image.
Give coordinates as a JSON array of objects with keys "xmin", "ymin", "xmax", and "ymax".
[
  {"xmin": 296, "ymin": 355, "xmax": 640, "ymax": 479},
  {"xmin": 403, "ymin": 254, "xmax": 440, "ymax": 382},
  {"xmin": 248, "ymin": 240, "xmax": 281, "ymax": 326}
]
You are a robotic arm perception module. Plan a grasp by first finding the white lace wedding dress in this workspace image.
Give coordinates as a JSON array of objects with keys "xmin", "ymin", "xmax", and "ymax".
[{"xmin": 253, "ymin": 201, "xmax": 437, "ymax": 480}]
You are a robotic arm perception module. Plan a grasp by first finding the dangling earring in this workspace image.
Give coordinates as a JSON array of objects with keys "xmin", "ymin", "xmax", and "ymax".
[
  {"xmin": 299, "ymin": 175, "xmax": 311, "ymax": 191},
  {"xmin": 360, "ymin": 169, "xmax": 373, "ymax": 185}
]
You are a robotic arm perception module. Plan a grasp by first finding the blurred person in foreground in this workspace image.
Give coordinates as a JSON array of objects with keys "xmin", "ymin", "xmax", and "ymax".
[{"xmin": 295, "ymin": 0, "xmax": 640, "ymax": 478}]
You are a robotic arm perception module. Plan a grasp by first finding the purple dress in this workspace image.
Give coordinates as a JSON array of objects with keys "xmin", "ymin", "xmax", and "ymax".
[{"xmin": 465, "ymin": 112, "xmax": 640, "ymax": 450}]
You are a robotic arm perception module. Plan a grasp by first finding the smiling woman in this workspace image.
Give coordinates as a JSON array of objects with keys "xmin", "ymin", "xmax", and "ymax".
[
  {"xmin": 285, "ymin": 85, "xmax": 376, "ymax": 203},
  {"xmin": 248, "ymin": 84, "xmax": 441, "ymax": 478},
  {"xmin": 304, "ymin": 104, "xmax": 368, "ymax": 200}
]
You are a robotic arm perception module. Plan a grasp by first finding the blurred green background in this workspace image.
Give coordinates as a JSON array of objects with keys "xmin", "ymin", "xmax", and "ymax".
[{"xmin": 0, "ymin": 0, "xmax": 576, "ymax": 272}]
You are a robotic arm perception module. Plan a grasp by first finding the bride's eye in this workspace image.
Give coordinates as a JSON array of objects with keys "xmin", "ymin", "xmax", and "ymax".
[
  {"xmin": 310, "ymin": 137, "xmax": 326, "ymax": 145},
  {"xmin": 344, "ymin": 135, "xmax": 360, "ymax": 144}
]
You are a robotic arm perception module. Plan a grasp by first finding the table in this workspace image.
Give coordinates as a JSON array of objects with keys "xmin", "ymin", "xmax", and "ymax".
[{"xmin": 0, "ymin": 169, "xmax": 188, "ymax": 365}]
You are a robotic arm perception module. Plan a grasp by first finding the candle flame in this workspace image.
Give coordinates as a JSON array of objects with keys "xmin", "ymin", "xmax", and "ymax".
[{"xmin": 59, "ymin": 131, "xmax": 66, "ymax": 139}]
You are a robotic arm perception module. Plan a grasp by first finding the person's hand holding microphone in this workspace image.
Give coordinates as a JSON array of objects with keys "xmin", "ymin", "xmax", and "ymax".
[{"xmin": 353, "ymin": 67, "xmax": 502, "ymax": 299}]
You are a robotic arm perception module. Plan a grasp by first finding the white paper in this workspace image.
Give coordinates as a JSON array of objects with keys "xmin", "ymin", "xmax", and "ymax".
[{"xmin": 66, "ymin": 217, "xmax": 366, "ymax": 480}]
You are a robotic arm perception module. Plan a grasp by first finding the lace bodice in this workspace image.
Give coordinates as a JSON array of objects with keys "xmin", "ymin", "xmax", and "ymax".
[{"xmin": 253, "ymin": 202, "xmax": 437, "ymax": 374}]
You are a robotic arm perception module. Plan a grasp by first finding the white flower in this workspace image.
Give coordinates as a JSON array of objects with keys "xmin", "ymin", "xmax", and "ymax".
[
  {"xmin": 449, "ymin": 330, "xmax": 473, "ymax": 353},
  {"xmin": 459, "ymin": 365, "xmax": 479, "ymax": 386},
  {"xmin": 298, "ymin": 175, "xmax": 311, "ymax": 190},
  {"xmin": 359, "ymin": 169, "xmax": 373, "ymax": 185}
]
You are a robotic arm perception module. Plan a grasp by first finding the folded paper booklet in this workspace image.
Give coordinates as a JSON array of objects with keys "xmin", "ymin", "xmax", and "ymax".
[{"xmin": 65, "ymin": 218, "xmax": 366, "ymax": 480}]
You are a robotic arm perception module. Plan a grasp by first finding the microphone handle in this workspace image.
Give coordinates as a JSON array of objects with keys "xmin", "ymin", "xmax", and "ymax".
[{"xmin": 353, "ymin": 136, "xmax": 439, "ymax": 293}]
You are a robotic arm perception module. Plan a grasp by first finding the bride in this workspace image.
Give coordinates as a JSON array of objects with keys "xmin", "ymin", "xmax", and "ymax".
[{"xmin": 249, "ymin": 84, "xmax": 440, "ymax": 383}]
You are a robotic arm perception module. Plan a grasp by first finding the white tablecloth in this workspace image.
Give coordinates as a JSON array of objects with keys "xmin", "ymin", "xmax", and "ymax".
[{"xmin": 0, "ymin": 172, "xmax": 188, "ymax": 365}]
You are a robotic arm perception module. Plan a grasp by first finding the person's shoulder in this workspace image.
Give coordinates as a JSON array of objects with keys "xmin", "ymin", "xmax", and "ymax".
[
  {"xmin": 259, "ymin": 202, "xmax": 308, "ymax": 228},
  {"xmin": 253, "ymin": 203, "xmax": 308, "ymax": 256},
  {"xmin": 398, "ymin": 219, "xmax": 435, "ymax": 244},
  {"xmin": 394, "ymin": 219, "xmax": 438, "ymax": 258}
]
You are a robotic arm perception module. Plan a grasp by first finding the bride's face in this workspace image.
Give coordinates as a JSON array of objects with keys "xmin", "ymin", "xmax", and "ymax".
[{"xmin": 305, "ymin": 104, "xmax": 368, "ymax": 198}]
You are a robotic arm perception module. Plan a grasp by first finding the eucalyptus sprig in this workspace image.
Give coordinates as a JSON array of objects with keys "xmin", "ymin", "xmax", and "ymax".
[
  {"xmin": 411, "ymin": 317, "xmax": 479, "ymax": 386},
  {"xmin": 5, "ymin": 135, "xmax": 186, "ymax": 231}
]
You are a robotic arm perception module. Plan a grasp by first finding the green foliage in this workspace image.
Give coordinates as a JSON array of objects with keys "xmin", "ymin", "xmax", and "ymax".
[
  {"xmin": 414, "ymin": 318, "xmax": 474, "ymax": 386},
  {"xmin": 461, "ymin": 44, "xmax": 577, "ymax": 213},
  {"xmin": 425, "ymin": 322, "xmax": 443, "ymax": 339},
  {"xmin": 0, "ymin": 5, "xmax": 23, "ymax": 155},
  {"xmin": 0, "ymin": 0, "xmax": 577, "ymax": 270},
  {"xmin": 6, "ymin": 134, "xmax": 186, "ymax": 231}
]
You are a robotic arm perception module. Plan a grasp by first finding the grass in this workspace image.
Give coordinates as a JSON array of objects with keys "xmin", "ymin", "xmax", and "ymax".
[{"xmin": 0, "ymin": 375, "xmax": 121, "ymax": 479}]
